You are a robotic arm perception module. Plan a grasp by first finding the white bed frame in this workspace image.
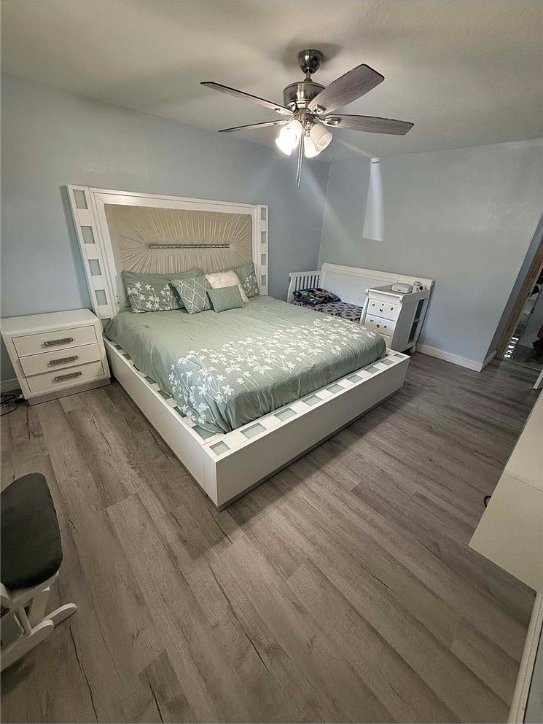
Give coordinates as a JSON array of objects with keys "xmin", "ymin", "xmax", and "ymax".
[{"xmin": 67, "ymin": 186, "xmax": 409, "ymax": 508}]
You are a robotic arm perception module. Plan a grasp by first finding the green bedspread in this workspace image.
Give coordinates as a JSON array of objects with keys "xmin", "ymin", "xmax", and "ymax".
[{"xmin": 105, "ymin": 296, "xmax": 386, "ymax": 434}]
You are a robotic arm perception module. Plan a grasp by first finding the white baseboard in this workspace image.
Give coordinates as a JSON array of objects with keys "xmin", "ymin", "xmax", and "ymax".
[
  {"xmin": 1, "ymin": 378, "xmax": 21, "ymax": 393},
  {"xmin": 481, "ymin": 350, "xmax": 497, "ymax": 370},
  {"xmin": 417, "ymin": 344, "xmax": 486, "ymax": 372}
]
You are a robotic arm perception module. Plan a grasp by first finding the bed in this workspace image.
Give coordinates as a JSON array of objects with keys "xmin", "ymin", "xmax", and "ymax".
[
  {"xmin": 67, "ymin": 185, "xmax": 409, "ymax": 508},
  {"xmin": 291, "ymin": 299, "xmax": 364, "ymax": 321},
  {"xmin": 105, "ymin": 296, "xmax": 386, "ymax": 434}
]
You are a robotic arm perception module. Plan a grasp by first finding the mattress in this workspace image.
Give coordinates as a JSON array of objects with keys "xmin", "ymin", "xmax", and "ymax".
[
  {"xmin": 105, "ymin": 295, "xmax": 385, "ymax": 434},
  {"xmin": 292, "ymin": 300, "xmax": 363, "ymax": 322}
]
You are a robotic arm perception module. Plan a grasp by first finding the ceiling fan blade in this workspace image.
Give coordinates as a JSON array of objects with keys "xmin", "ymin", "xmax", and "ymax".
[
  {"xmin": 322, "ymin": 114, "xmax": 414, "ymax": 135},
  {"xmin": 201, "ymin": 82, "xmax": 293, "ymax": 116},
  {"xmin": 218, "ymin": 120, "xmax": 289, "ymax": 133},
  {"xmin": 308, "ymin": 64, "xmax": 384, "ymax": 114}
]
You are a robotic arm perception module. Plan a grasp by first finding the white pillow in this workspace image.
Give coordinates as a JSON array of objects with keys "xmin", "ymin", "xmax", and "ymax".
[{"xmin": 205, "ymin": 270, "xmax": 249, "ymax": 303}]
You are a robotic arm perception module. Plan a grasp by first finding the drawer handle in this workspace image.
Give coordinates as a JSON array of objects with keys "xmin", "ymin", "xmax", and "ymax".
[
  {"xmin": 53, "ymin": 371, "xmax": 82, "ymax": 383},
  {"xmin": 48, "ymin": 355, "xmax": 78, "ymax": 367},
  {"xmin": 43, "ymin": 337, "xmax": 74, "ymax": 347}
]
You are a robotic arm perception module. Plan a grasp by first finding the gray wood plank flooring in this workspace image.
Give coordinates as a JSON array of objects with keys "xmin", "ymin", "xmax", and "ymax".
[{"xmin": 1, "ymin": 354, "xmax": 538, "ymax": 723}]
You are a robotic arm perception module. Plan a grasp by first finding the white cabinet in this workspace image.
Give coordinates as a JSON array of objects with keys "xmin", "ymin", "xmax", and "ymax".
[
  {"xmin": 361, "ymin": 285, "xmax": 430, "ymax": 352},
  {"xmin": 1, "ymin": 309, "xmax": 110, "ymax": 404},
  {"xmin": 470, "ymin": 391, "xmax": 543, "ymax": 593}
]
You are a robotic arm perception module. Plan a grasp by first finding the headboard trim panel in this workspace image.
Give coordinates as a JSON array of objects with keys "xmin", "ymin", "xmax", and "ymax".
[
  {"xmin": 67, "ymin": 186, "xmax": 268, "ymax": 319},
  {"xmin": 148, "ymin": 243, "xmax": 231, "ymax": 249}
]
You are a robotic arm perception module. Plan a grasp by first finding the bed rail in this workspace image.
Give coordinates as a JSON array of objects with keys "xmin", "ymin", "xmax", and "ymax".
[{"xmin": 287, "ymin": 270, "xmax": 321, "ymax": 302}]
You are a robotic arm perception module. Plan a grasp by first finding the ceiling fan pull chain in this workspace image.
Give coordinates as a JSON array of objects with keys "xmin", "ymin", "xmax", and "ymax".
[{"xmin": 296, "ymin": 134, "xmax": 304, "ymax": 189}]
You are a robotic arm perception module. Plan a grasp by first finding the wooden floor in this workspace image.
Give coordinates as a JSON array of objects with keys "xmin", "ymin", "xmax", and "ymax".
[{"xmin": 1, "ymin": 353, "xmax": 538, "ymax": 723}]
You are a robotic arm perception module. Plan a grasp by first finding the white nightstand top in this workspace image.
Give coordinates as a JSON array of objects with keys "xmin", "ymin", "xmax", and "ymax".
[
  {"xmin": 1, "ymin": 309, "xmax": 97, "ymax": 336},
  {"xmin": 368, "ymin": 284, "xmax": 429, "ymax": 301}
]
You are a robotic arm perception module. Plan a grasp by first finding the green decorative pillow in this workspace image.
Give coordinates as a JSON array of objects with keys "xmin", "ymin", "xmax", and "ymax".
[
  {"xmin": 171, "ymin": 276, "xmax": 212, "ymax": 314},
  {"xmin": 208, "ymin": 285, "xmax": 244, "ymax": 313},
  {"xmin": 233, "ymin": 263, "xmax": 259, "ymax": 298},
  {"xmin": 122, "ymin": 269, "xmax": 202, "ymax": 313}
]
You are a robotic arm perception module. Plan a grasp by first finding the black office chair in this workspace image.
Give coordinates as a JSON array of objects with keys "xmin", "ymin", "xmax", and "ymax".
[{"xmin": 1, "ymin": 473, "xmax": 76, "ymax": 671}]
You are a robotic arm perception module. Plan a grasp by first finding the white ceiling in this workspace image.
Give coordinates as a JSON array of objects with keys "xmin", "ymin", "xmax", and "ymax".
[{"xmin": 2, "ymin": 0, "xmax": 543, "ymax": 159}]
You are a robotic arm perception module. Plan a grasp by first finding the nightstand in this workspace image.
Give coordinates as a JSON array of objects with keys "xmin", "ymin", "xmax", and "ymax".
[
  {"xmin": 1, "ymin": 309, "xmax": 110, "ymax": 405},
  {"xmin": 361, "ymin": 285, "xmax": 431, "ymax": 352}
]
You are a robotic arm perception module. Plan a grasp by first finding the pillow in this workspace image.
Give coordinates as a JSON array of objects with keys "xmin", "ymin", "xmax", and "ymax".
[
  {"xmin": 171, "ymin": 276, "xmax": 212, "ymax": 314},
  {"xmin": 170, "ymin": 268, "xmax": 204, "ymax": 284},
  {"xmin": 122, "ymin": 268, "xmax": 202, "ymax": 313},
  {"xmin": 232, "ymin": 263, "xmax": 259, "ymax": 298},
  {"xmin": 208, "ymin": 285, "xmax": 244, "ymax": 313},
  {"xmin": 293, "ymin": 287, "xmax": 341, "ymax": 306},
  {"xmin": 205, "ymin": 269, "xmax": 249, "ymax": 303}
]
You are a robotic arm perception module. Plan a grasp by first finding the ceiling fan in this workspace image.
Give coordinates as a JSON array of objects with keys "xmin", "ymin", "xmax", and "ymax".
[{"xmin": 201, "ymin": 49, "xmax": 413, "ymax": 187}]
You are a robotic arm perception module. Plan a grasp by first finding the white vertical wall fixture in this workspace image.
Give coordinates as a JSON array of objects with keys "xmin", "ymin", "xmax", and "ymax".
[{"xmin": 362, "ymin": 157, "xmax": 384, "ymax": 242}]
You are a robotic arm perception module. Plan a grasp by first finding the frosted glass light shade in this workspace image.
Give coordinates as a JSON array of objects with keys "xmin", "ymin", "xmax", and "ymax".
[
  {"xmin": 275, "ymin": 120, "xmax": 303, "ymax": 155},
  {"xmin": 303, "ymin": 135, "xmax": 320, "ymax": 158},
  {"xmin": 304, "ymin": 123, "xmax": 333, "ymax": 157}
]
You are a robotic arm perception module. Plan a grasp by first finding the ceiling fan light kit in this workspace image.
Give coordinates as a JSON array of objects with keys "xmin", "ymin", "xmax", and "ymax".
[
  {"xmin": 202, "ymin": 48, "xmax": 413, "ymax": 187},
  {"xmin": 275, "ymin": 119, "xmax": 303, "ymax": 156},
  {"xmin": 304, "ymin": 123, "xmax": 333, "ymax": 157}
]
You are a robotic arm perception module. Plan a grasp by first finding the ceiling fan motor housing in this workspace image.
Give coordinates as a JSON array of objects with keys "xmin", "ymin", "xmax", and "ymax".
[
  {"xmin": 283, "ymin": 80, "xmax": 325, "ymax": 111},
  {"xmin": 283, "ymin": 49, "xmax": 326, "ymax": 111}
]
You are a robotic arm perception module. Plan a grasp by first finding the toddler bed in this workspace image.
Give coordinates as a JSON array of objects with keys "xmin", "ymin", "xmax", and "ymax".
[
  {"xmin": 290, "ymin": 285, "xmax": 364, "ymax": 322},
  {"xmin": 288, "ymin": 265, "xmax": 434, "ymax": 346},
  {"xmin": 291, "ymin": 298, "xmax": 364, "ymax": 322}
]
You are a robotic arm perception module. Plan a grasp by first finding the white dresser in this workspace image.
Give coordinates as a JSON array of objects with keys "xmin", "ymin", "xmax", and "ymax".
[
  {"xmin": 470, "ymin": 390, "xmax": 542, "ymax": 723},
  {"xmin": 470, "ymin": 390, "xmax": 543, "ymax": 592},
  {"xmin": 362, "ymin": 285, "xmax": 431, "ymax": 352},
  {"xmin": 1, "ymin": 309, "xmax": 110, "ymax": 404}
]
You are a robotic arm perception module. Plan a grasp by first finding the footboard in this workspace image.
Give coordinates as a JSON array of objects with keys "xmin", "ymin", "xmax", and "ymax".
[
  {"xmin": 105, "ymin": 339, "xmax": 409, "ymax": 508},
  {"xmin": 287, "ymin": 270, "xmax": 321, "ymax": 302}
]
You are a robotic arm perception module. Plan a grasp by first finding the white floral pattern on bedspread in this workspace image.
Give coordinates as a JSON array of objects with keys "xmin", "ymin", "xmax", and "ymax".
[{"xmin": 168, "ymin": 316, "xmax": 382, "ymax": 433}]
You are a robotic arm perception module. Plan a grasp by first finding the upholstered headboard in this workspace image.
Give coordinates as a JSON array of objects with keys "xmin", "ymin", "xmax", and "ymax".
[
  {"xmin": 104, "ymin": 204, "xmax": 253, "ymax": 276},
  {"xmin": 67, "ymin": 186, "xmax": 268, "ymax": 319}
]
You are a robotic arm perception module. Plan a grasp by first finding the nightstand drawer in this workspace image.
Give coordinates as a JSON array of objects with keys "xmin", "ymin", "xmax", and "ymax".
[
  {"xmin": 13, "ymin": 325, "xmax": 97, "ymax": 357},
  {"xmin": 365, "ymin": 315, "xmax": 396, "ymax": 336},
  {"xmin": 19, "ymin": 343, "xmax": 102, "ymax": 377},
  {"xmin": 367, "ymin": 300, "xmax": 400, "ymax": 321},
  {"xmin": 26, "ymin": 361, "xmax": 105, "ymax": 395}
]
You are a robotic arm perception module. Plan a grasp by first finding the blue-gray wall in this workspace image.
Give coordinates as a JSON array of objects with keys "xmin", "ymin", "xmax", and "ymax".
[
  {"xmin": 1, "ymin": 74, "xmax": 329, "ymax": 379},
  {"xmin": 3, "ymin": 73, "xmax": 542, "ymax": 379},
  {"xmin": 319, "ymin": 140, "xmax": 543, "ymax": 365}
]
